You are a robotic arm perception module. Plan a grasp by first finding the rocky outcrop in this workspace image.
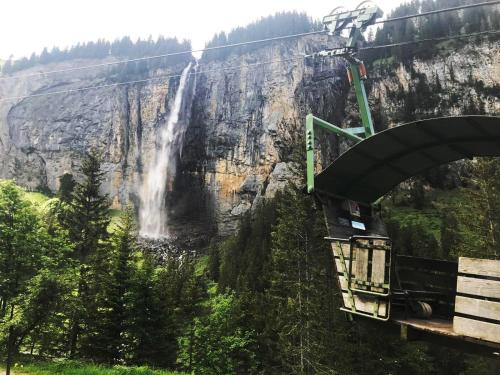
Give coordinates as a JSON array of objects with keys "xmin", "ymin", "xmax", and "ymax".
[{"xmin": 364, "ymin": 40, "xmax": 500, "ymax": 127}]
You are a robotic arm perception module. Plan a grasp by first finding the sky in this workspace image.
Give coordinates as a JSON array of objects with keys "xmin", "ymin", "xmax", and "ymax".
[{"xmin": 0, "ymin": 0, "xmax": 406, "ymax": 60}]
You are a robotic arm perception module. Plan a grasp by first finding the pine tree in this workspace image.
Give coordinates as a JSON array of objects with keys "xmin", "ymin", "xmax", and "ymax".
[
  {"xmin": 441, "ymin": 211, "xmax": 460, "ymax": 259},
  {"xmin": 58, "ymin": 173, "xmax": 76, "ymax": 203},
  {"xmin": 128, "ymin": 253, "xmax": 162, "ymax": 366},
  {"xmin": 92, "ymin": 208, "xmax": 137, "ymax": 363},
  {"xmin": 460, "ymin": 158, "xmax": 500, "ymax": 259},
  {"xmin": 268, "ymin": 187, "xmax": 336, "ymax": 374},
  {"xmin": 177, "ymin": 292, "xmax": 257, "ymax": 374},
  {"xmin": 65, "ymin": 151, "xmax": 111, "ymax": 358}
]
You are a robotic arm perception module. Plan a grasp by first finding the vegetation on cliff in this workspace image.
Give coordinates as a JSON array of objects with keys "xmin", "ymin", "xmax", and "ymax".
[
  {"xmin": 202, "ymin": 11, "xmax": 322, "ymax": 61},
  {"xmin": 363, "ymin": 0, "xmax": 500, "ymax": 64}
]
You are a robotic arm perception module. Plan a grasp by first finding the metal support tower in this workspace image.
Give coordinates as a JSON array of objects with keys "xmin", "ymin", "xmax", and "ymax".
[{"xmin": 306, "ymin": 2, "xmax": 383, "ymax": 194}]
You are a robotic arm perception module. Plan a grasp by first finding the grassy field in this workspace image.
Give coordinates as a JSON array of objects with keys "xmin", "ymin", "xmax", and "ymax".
[
  {"xmin": 23, "ymin": 191, "xmax": 51, "ymax": 205},
  {"xmin": 1, "ymin": 361, "xmax": 185, "ymax": 375},
  {"xmin": 21, "ymin": 187, "xmax": 124, "ymax": 233}
]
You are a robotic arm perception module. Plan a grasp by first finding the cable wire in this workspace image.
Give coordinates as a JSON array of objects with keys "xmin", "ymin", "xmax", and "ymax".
[
  {"xmin": 360, "ymin": 29, "xmax": 500, "ymax": 51},
  {"xmin": 2, "ymin": 26, "xmax": 498, "ymax": 103},
  {"xmin": 0, "ymin": 30, "xmax": 324, "ymax": 82},
  {"xmin": 0, "ymin": 56, "xmax": 304, "ymax": 103},
  {"xmin": 1, "ymin": 0, "xmax": 499, "ymax": 92},
  {"xmin": 1, "ymin": 1, "xmax": 498, "ymax": 83}
]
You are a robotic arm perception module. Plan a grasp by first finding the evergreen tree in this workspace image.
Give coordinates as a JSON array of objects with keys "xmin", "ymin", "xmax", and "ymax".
[
  {"xmin": 128, "ymin": 253, "xmax": 161, "ymax": 366},
  {"xmin": 268, "ymin": 188, "xmax": 336, "ymax": 374},
  {"xmin": 58, "ymin": 173, "xmax": 76, "ymax": 203},
  {"xmin": 177, "ymin": 292, "xmax": 257, "ymax": 374},
  {"xmin": 64, "ymin": 151, "xmax": 111, "ymax": 357},
  {"xmin": 441, "ymin": 211, "xmax": 460, "ymax": 259},
  {"xmin": 92, "ymin": 208, "xmax": 137, "ymax": 363},
  {"xmin": 460, "ymin": 158, "xmax": 500, "ymax": 259}
]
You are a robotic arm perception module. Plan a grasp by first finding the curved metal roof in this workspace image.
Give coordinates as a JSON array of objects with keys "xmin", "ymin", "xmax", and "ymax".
[{"xmin": 314, "ymin": 116, "xmax": 500, "ymax": 204}]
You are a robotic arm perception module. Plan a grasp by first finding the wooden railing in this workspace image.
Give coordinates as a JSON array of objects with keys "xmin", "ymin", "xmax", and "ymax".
[{"xmin": 453, "ymin": 257, "xmax": 500, "ymax": 344}]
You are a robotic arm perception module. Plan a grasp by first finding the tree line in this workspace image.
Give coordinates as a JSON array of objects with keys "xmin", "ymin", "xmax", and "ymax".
[
  {"xmin": 201, "ymin": 11, "xmax": 322, "ymax": 61},
  {"xmin": 1, "ymin": 36, "xmax": 191, "ymax": 74},
  {"xmin": 362, "ymin": 0, "xmax": 500, "ymax": 64}
]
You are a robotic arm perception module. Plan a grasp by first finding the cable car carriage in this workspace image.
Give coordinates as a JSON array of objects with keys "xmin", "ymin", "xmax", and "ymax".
[{"xmin": 306, "ymin": 2, "xmax": 500, "ymax": 354}]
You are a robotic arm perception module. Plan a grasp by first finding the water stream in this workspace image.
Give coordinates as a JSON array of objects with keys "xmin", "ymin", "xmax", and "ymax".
[{"xmin": 139, "ymin": 62, "xmax": 192, "ymax": 239}]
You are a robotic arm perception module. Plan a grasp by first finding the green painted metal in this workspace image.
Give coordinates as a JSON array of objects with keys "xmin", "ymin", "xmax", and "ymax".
[
  {"xmin": 306, "ymin": 115, "xmax": 362, "ymax": 193},
  {"xmin": 306, "ymin": 114, "xmax": 315, "ymax": 194},
  {"xmin": 313, "ymin": 116, "xmax": 363, "ymax": 142},
  {"xmin": 344, "ymin": 126, "xmax": 365, "ymax": 135},
  {"xmin": 350, "ymin": 63, "xmax": 375, "ymax": 137},
  {"xmin": 305, "ymin": 3, "xmax": 383, "ymax": 194}
]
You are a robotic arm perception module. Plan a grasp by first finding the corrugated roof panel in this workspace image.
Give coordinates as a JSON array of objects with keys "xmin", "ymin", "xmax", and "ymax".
[{"xmin": 314, "ymin": 116, "xmax": 500, "ymax": 203}]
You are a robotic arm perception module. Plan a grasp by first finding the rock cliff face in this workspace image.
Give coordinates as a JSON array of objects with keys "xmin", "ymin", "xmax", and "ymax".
[
  {"xmin": 170, "ymin": 36, "xmax": 348, "ymax": 241},
  {"xmin": 364, "ymin": 40, "xmax": 500, "ymax": 127},
  {"xmin": 0, "ymin": 35, "xmax": 347, "ymax": 245},
  {"xmin": 0, "ymin": 36, "xmax": 498, "ymax": 246}
]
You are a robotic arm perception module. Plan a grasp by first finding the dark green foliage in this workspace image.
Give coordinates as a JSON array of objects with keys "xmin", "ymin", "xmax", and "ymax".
[
  {"xmin": 91, "ymin": 209, "xmax": 137, "ymax": 363},
  {"xmin": 63, "ymin": 151, "xmax": 111, "ymax": 358},
  {"xmin": 67, "ymin": 151, "xmax": 110, "ymax": 263},
  {"xmin": 440, "ymin": 210, "xmax": 460, "ymax": 258},
  {"xmin": 177, "ymin": 292, "xmax": 257, "ymax": 374},
  {"xmin": 267, "ymin": 187, "xmax": 337, "ymax": 374},
  {"xmin": 207, "ymin": 241, "xmax": 220, "ymax": 281},
  {"xmin": 0, "ymin": 181, "xmax": 71, "ymax": 374},
  {"xmin": 455, "ymin": 158, "xmax": 500, "ymax": 259},
  {"xmin": 202, "ymin": 11, "xmax": 322, "ymax": 61},
  {"xmin": 217, "ymin": 199, "xmax": 277, "ymax": 293},
  {"xmin": 362, "ymin": 0, "xmax": 500, "ymax": 65},
  {"xmin": 58, "ymin": 173, "xmax": 76, "ymax": 203},
  {"xmin": 385, "ymin": 158, "xmax": 500, "ymax": 261}
]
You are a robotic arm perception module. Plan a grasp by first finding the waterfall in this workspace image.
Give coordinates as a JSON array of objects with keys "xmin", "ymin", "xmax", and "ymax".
[{"xmin": 139, "ymin": 62, "xmax": 192, "ymax": 239}]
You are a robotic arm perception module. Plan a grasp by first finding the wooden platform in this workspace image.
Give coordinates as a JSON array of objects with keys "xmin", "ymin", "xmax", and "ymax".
[
  {"xmin": 395, "ymin": 317, "xmax": 500, "ymax": 352},
  {"xmin": 396, "ymin": 318, "xmax": 455, "ymax": 337}
]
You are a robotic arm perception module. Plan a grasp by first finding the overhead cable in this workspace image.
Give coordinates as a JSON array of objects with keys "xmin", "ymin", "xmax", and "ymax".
[
  {"xmin": 2, "ymin": 1, "xmax": 499, "ymax": 82},
  {"xmin": 360, "ymin": 29, "xmax": 500, "ymax": 51},
  {"xmin": 0, "ymin": 56, "xmax": 304, "ymax": 103},
  {"xmin": 0, "ymin": 31, "xmax": 324, "ymax": 82}
]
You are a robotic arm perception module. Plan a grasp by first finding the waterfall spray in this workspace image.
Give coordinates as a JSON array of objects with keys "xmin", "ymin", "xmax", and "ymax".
[{"xmin": 139, "ymin": 62, "xmax": 192, "ymax": 238}]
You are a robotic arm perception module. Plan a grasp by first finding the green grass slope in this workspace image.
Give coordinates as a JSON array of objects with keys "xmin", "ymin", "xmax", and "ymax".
[{"xmin": 4, "ymin": 361, "xmax": 185, "ymax": 375}]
